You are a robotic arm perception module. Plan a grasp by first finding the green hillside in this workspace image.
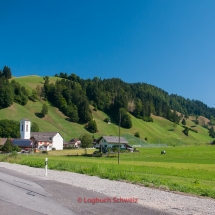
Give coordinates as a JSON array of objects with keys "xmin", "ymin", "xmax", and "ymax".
[{"xmin": 0, "ymin": 76, "xmax": 212, "ymax": 145}]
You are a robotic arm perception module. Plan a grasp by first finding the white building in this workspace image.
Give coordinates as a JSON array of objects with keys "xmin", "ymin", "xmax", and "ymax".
[
  {"xmin": 20, "ymin": 118, "xmax": 31, "ymax": 139},
  {"xmin": 18, "ymin": 118, "xmax": 63, "ymax": 151},
  {"xmin": 96, "ymin": 136, "xmax": 132, "ymax": 153}
]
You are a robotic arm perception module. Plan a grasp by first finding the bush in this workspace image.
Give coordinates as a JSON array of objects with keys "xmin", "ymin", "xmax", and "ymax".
[
  {"xmin": 142, "ymin": 116, "xmax": 153, "ymax": 122},
  {"xmin": 134, "ymin": 132, "xmax": 140, "ymax": 138},
  {"xmin": 42, "ymin": 151, "xmax": 48, "ymax": 154},
  {"xmin": 13, "ymin": 144, "xmax": 21, "ymax": 152},
  {"xmin": 168, "ymin": 128, "xmax": 174, "ymax": 131},
  {"xmin": 52, "ymin": 148, "xmax": 56, "ymax": 151},
  {"xmin": 92, "ymin": 151, "xmax": 102, "ymax": 157},
  {"xmin": 63, "ymin": 146, "xmax": 75, "ymax": 150},
  {"xmin": 85, "ymin": 119, "xmax": 98, "ymax": 133},
  {"xmin": 104, "ymin": 117, "xmax": 110, "ymax": 123},
  {"xmin": 183, "ymin": 127, "xmax": 189, "ymax": 136},
  {"xmin": 112, "ymin": 146, "xmax": 118, "ymax": 153},
  {"xmin": 10, "ymin": 151, "xmax": 18, "ymax": 157},
  {"xmin": 211, "ymin": 140, "xmax": 215, "ymax": 145}
]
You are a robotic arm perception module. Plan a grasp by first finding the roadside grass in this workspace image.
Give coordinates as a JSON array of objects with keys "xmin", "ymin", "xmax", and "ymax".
[{"xmin": 1, "ymin": 146, "xmax": 215, "ymax": 198}]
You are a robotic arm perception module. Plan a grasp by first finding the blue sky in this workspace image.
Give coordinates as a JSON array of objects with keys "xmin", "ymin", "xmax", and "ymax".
[{"xmin": 1, "ymin": 0, "xmax": 215, "ymax": 107}]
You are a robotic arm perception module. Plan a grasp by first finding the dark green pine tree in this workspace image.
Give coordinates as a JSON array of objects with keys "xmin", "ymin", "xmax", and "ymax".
[
  {"xmin": 68, "ymin": 105, "xmax": 79, "ymax": 122},
  {"xmin": 209, "ymin": 126, "xmax": 215, "ymax": 138},
  {"xmin": 0, "ymin": 79, "xmax": 13, "ymax": 109},
  {"xmin": 2, "ymin": 66, "xmax": 12, "ymax": 79},
  {"xmin": 195, "ymin": 119, "xmax": 199, "ymax": 125},
  {"xmin": 181, "ymin": 118, "xmax": 186, "ymax": 125},
  {"xmin": 119, "ymin": 108, "xmax": 132, "ymax": 129},
  {"xmin": 133, "ymin": 99, "xmax": 143, "ymax": 118},
  {"xmin": 41, "ymin": 104, "xmax": 48, "ymax": 117},
  {"xmin": 78, "ymin": 99, "xmax": 92, "ymax": 123},
  {"xmin": 1, "ymin": 139, "xmax": 13, "ymax": 153}
]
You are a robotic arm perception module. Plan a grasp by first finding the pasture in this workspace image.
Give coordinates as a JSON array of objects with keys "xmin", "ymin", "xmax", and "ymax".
[
  {"xmin": 1, "ymin": 146, "xmax": 215, "ymax": 198},
  {"xmin": 0, "ymin": 76, "xmax": 211, "ymax": 145}
]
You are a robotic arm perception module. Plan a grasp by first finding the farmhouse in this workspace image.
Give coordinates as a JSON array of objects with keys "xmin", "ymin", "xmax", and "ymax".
[
  {"xmin": 96, "ymin": 136, "xmax": 132, "ymax": 153},
  {"xmin": 31, "ymin": 132, "xmax": 63, "ymax": 151},
  {"xmin": 12, "ymin": 118, "xmax": 63, "ymax": 151},
  {"xmin": 64, "ymin": 138, "xmax": 81, "ymax": 148}
]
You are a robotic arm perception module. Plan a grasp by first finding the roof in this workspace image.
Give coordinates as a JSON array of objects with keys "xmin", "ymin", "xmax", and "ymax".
[
  {"xmin": 0, "ymin": 138, "xmax": 7, "ymax": 146},
  {"xmin": 12, "ymin": 139, "xmax": 32, "ymax": 147},
  {"xmin": 69, "ymin": 138, "xmax": 81, "ymax": 143},
  {"xmin": 20, "ymin": 118, "xmax": 30, "ymax": 122},
  {"xmin": 102, "ymin": 136, "xmax": 129, "ymax": 144},
  {"xmin": 31, "ymin": 132, "xmax": 58, "ymax": 142}
]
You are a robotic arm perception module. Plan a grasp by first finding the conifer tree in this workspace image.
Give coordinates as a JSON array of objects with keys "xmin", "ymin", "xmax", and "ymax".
[
  {"xmin": 182, "ymin": 118, "xmax": 186, "ymax": 125},
  {"xmin": 41, "ymin": 104, "xmax": 48, "ymax": 117},
  {"xmin": 2, "ymin": 66, "xmax": 12, "ymax": 79},
  {"xmin": 1, "ymin": 139, "xmax": 13, "ymax": 153}
]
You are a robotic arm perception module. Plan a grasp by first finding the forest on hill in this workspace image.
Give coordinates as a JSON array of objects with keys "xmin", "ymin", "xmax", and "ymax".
[
  {"xmin": 0, "ymin": 66, "xmax": 215, "ymax": 138},
  {"xmin": 52, "ymin": 72, "xmax": 215, "ymax": 125}
]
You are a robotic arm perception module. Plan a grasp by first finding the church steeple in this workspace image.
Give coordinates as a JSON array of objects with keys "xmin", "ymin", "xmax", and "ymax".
[{"xmin": 20, "ymin": 118, "xmax": 31, "ymax": 139}]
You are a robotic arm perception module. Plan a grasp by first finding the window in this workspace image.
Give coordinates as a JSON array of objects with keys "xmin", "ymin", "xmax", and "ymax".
[
  {"xmin": 26, "ymin": 124, "xmax": 28, "ymax": 132},
  {"xmin": 21, "ymin": 124, "xmax": 23, "ymax": 131}
]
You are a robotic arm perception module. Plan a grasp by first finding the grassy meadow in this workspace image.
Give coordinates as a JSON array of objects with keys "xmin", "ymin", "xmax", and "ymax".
[
  {"xmin": 0, "ymin": 75, "xmax": 210, "ymax": 145},
  {"xmin": 1, "ymin": 76, "xmax": 214, "ymax": 198},
  {"xmin": 1, "ymin": 145, "xmax": 215, "ymax": 198}
]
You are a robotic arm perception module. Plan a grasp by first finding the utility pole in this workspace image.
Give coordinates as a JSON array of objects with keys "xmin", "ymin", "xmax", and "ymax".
[{"xmin": 118, "ymin": 113, "xmax": 121, "ymax": 164}]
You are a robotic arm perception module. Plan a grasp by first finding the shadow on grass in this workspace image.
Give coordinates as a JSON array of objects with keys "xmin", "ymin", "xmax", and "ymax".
[
  {"xmin": 65, "ymin": 117, "xmax": 87, "ymax": 125},
  {"xmin": 65, "ymin": 154, "xmax": 104, "ymax": 158},
  {"xmin": 65, "ymin": 118, "xmax": 76, "ymax": 123},
  {"xmin": 66, "ymin": 154, "xmax": 91, "ymax": 157},
  {"xmin": 35, "ymin": 112, "xmax": 44, "ymax": 118}
]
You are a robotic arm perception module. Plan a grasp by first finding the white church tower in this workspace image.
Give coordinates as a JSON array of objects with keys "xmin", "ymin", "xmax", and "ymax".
[{"xmin": 20, "ymin": 118, "xmax": 31, "ymax": 139}]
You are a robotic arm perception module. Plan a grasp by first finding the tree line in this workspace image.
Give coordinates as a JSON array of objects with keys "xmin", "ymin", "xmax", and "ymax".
[
  {"xmin": 0, "ymin": 66, "xmax": 30, "ymax": 109},
  {"xmin": 0, "ymin": 119, "xmax": 39, "ymax": 138},
  {"xmin": 52, "ymin": 73, "xmax": 199, "ymax": 127}
]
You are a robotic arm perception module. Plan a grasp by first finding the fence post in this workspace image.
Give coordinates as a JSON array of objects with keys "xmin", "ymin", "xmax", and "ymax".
[{"xmin": 45, "ymin": 158, "xmax": 48, "ymax": 176}]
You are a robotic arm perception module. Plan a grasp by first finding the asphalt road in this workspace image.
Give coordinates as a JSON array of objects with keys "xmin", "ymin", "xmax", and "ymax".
[{"xmin": 0, "ymin": 167, "xmax": 171, "ymax": 215}]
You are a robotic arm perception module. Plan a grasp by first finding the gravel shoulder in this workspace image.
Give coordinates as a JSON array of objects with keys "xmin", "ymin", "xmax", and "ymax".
[{"xmin": 0, "ymin": 162, "xmax": 215, "ymax": 215}]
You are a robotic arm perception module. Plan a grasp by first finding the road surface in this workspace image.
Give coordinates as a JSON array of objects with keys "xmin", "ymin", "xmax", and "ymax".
[{"xmin": 0, "ymin": 167, "xmax": 171, "ymax": 215}]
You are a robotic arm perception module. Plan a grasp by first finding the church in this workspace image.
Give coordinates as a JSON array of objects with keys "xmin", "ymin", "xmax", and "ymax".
[{"xmin": 12, "ymin": 118, "xmax": 63, "ymax": 151}]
